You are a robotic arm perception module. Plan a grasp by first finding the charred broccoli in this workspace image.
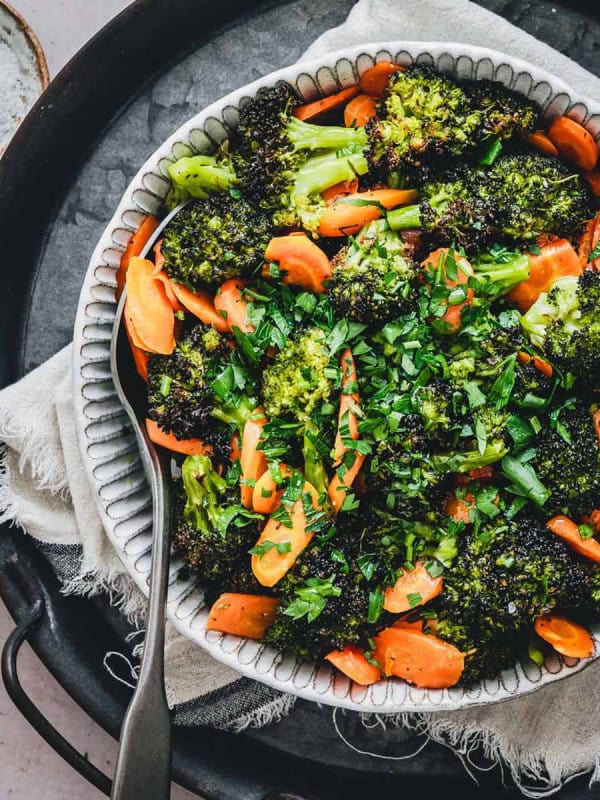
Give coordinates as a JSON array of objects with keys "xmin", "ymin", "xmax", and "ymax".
[
  {"xmin": 161, "ymin": 193, "xmax": 274, "ymax": 288},
  {"xmin": 233, "ymin": 84, "xmax": 369, "ymax": 233},
  {"xmin": 527, "ymin": 400, "xmax": 600, "ymax": 518},
  {"xmin": 367, "ymin": 63, "xmax": 481, "ymax": 179},
  {"xmin": 328, "ymin": 220, "xmax": 418, "ymax": 323},
  {"xmin": 521, "ymin": 270, "xmax": 600, "ymax": 390},
  {"xmin": 437, "ymin": 515, "xmax": 599, "ymax": 683},
  {"xmin": 172, "ymin": 455, "xmax": 262, "ymax": 592},
  {"xmin": 464, "ymin": 79, "xmax": 539, "ymax": 142}
]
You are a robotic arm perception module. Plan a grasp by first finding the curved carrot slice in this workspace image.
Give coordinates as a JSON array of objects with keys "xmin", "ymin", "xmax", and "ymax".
[
  {"xmin": 124, "ymin": 308, "xmax": 149, "ymax": 381},
  {"xmin": 214, "ymin": 279, "xmax": 254, "ymax": 335},
  {"xmin": 392, "ymin": 615, "xmax": 439, "ymax": 634},
  {"xmin": 325, "ymin": 646, "xmax": 382, "ymax": 686},
  {"xmin": 523, "ymin": 130, "xmax": 559, "ymax": 157},
  {"xmin": 117, "ymin": 215, "xmax": 159, "ymax": 299},
  {"xmin": 251, "ymin": 482, "xmax": 320, "ymax": 587},
  {"xmin": 206, "ymin": 593, "xmax": 278, "ymax": 639},
  {"xmin": 383, "ymin": 561, "xmax": 443, "ymax": 614},
  {"xmin": 125, "ymin": 257, "xmax": 175, "ymax": 354},
  {"xmin": 344, "ymin": 94, "xmax": 377, "ymax": 128},
  {"xmin": 547, "ymin": 515, "xmax": 600, "ymax": 564},
  {"xmin": 318, "ymin": 189, "xmax": 418, "ymax": 237},
  {"xmin": 321, "ymin": 178, "xmax": 359, "ymax": 203},
  {"xmin": 153, "ymin": 238, "xmax": 165, "ymax": 272},
  {"xmin": 252, "ymin": 463, "xmax": 294, "ymax": 515},
  {"xmin": 153, "ymin": 271, "xmax": 184, "ymax": 311},
  {"xmin": 517, "ymin": 350, "xmax": 553, "ymax": 378},
  {"xmin": 444, "ymin": 491, "xmax": 476, "ymax": 524},
  {"xmin": 292, "ymin": 85, "xmax": 361, "ymax": 122},
  {"xmin": 230, "ymin": 432, "xmax": 241, "ymax": 463},
  {"xmin": 333, "ymin": 348, "xmax": 360, "ymax": 466},
  {"xmin": 506, "ymin": 239, "xmax": 582, "ymax": 312},
  {"xmin": 421, "ymin": 248, "xmax": 474, "ymax": 334},
  {"xmin": 359, "ymin": 62, "xmax": 403, "ymax": 97},
  {"xmin": 170, "ymin": 281, "xmax": 230, "ymax": 333},
  {"xmin": 264, "ymin": 233, "xmax": 332, "ymax": 294},
  {"xmin": 534, "ymin": 614, "xmax": 594, "ymax": 659},
  {"xmin": 548, "ymin": 116, "xmax": 599, "ymax": 172},
  {"xmin": 145, "ymin": 419, "xmax": 212, "ymax": 456},
  {"xmin": 373, "ymin": 626, "xmax": 464, "ymax": 688},
  {"xmin": 240, "ymin": 410, "xmax": 268, "ymax": 508},
  {"xmin": 328, "ymin": 453, "xmax": 365, "ymax": 513},
  {"xmin": 593, "ymin": 408, "xmax": 600, "ymax": 448},
  {"xmin": 584, "ymin": 169, "xmax": 600, "ymax": 198}
]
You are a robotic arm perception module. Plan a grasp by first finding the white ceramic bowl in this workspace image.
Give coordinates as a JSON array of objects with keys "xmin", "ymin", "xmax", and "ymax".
[{"xmin": 73, "ymin": 42, "xmax": 600, "ymax": 713}]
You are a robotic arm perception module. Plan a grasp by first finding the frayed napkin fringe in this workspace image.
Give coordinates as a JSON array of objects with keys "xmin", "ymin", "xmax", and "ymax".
[
  {"xmin": 228, "ymin": 692, "xmax": 297, "ymax": 732},
  {"xmin": 0, "ymin": 421, "xmax": 68, "ymax": 500},
  {"xmin": 61, "ymin": 568, "xmax": 146, "ymax": 624}
]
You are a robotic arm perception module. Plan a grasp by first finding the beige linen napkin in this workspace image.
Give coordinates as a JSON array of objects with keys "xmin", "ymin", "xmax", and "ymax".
[{"xmin": 2, "ymin": 0, "xmax": 600, "ymax": 792}]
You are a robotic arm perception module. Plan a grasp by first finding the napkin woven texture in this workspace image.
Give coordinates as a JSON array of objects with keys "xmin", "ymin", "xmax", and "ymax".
[{"xmin": 2, "ymin": 0, "xmax": 600, "ymax": 794}]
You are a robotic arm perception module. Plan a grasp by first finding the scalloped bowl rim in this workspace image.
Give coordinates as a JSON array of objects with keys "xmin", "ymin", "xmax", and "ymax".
[{"xmin": 72, "ymin": 41, "xmax": 600, "ymax": 714}]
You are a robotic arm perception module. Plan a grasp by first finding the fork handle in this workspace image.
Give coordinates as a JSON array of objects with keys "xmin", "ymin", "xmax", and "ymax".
[{"xmin": 110, "ymin": 451, "xmax": 172, "ymax": 800}]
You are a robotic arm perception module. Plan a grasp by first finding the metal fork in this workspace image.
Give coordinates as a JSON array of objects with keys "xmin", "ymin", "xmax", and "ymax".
[{"xmin": 109, "ymin": 204, "xmax": 186, "ymax": 800}]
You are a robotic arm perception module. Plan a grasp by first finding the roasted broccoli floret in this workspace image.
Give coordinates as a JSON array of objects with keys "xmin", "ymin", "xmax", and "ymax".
[
  {"xmin": 328, "ymin": 220, "xmax": 417, "ymax": 323},
  {"xmin": 172, "ymin": 455, "xmax": 262, "ymax": 591},
  {"xmin": 165, "ymin": 152, "xmax": 238, "ymax": 209},
  {"xmin": 437, "ymin": 515, "xmax": 600, "ymax": 684},
  {"xmin": 147, "ymin": 324, "xmax": 231, "ymax": 453},
  {"xmin": 261, "ymin": 326, "xmax": 333, "ymax": 421},
  {"xmin": 528, "ymin": 401, "xmax": 600, "ymax": 518},
  {"xmin": 387, "ymin": 165, "xmax": 499, "ymax": 253},
  {"xmin": 521, "ymin": 270, "xmax": 600, "ymax": 390},
  {"xmin": 161, "ymin": 193, "xmax": 274, "ymax": 288},
  {"xmin": 367, "ymin": 64, "xmax": 481, "ymax": 180},
  {"xmin": 412, "ymin": 379, "xmax": 458, "ymax": 449},
  {"xmin": 464, "ymin": 79, "xmax": 539, "ymax": 142},
  {"xmin": 233, "ymin": 84, "xmax": 369, "ymax": 233},
  {"xmin": 484, "ymin": 153, "xmax": 595, "ymax": 244},
  {"xmin": 263, "ymin": 537, "xmax": 372, "ymax": 658}
]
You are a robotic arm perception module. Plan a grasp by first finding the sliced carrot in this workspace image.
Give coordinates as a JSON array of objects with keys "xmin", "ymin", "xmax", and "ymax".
[
  {"xmin": 325, "ymin": 646, "xmax": 382, "ymax": 686},
  {"xmin": 240, "ymin": 410, "xmax": 269, "ymax": 509},
  {"xmin": 373, "ymin": 626, "xmax": 464, "ymax": 688},
  {"xmin": 213, "ymin": 278, "xmax": 254, "ymax": 335},
  {"xmin": 344, "ymin": 94, "xmax": 377, "ymax": 128},
  {"xmin": 169, "ymin": 281, "xmax": 230, "ymax": 333},
  {"xmin": 117, "ymin": 215, "xmax": 159, "ymax": 299},
  {"xmin": 125, "ymin": 256, "xmax": 175, "ymax": 354},
  {"xmin": 292, "ymin": 85, "xmax": 361, "ymax": 122},
  {"xmin": 445, "ymin": 491, "xmax": 476, "ymax": 524},
  {"xmin": 577, "ymin": 218, "xmax": 594, "ymax": 268},
  {"xmin": 359, "ymin": 62, "xmax": 404, "ymax": 97},
  {"xmin": 153, "ymin": 271, "xmax": 185, "ymax": 312},
  {"xmin": 548, "ymin": 116, "xmax": 598, "ymax": 172},
  {"xmin": 517, "ymin": 350, "xmax": 554, "ymax": 378},
  {"xmin": 391, "ymin": 615, "xmax": 439, "ymax": 635},
  {"xmin": 421, "ymin": 247, "xmax": 474, "ymax": 334},
  {"xmin": 582, "ymin": 509, "xmax": 600, "ymax": 534},
  {"xmin": 383, "ymin": 561, "xmax": 443, "ymax": 614},
  {"xmin": 252, "ymin": 463, "xmax": 294, "ymax": 515},
  {"xmin": 263, "ymin": 233, "xmax": 332, "ymax": 294},
  {"xmin": 230, "ymin": 432, "xmax": 241, "ymax": 463},
  {"xmin": 251, "ymin": 482, "xmax": 320, "ymax": 587},
  {"xmin": 583, "ymin": 169, "xmax": 600, "ymax": 198},
  {"xmin": 206, "ymin": 593, "xmax": 278, "ymax": 639},
  {"xmin": 547, "ymin": 514, "xmax": 600, "ymax": 564},
  {"xmin": 534, "ymin": 614, "xmax": 594, "ymax": 659},
  {"xmin": 144, "ymin": 418, "xmax": 212, "ymax": 456},
  {"xmin": 593, "ymin": 408, "xmax": 600, "ymax": 448},
  {"xmin": 321, "ymin": 178, "xmax": 359, "ymax": 203},
  {"xmin": 328, "ymin": 452, "xmax": 366, "ymax": 513},
  {"xmin": 333, "ymin": 348, "xmax": 360, "ymax": 466},
  {"xmin": 590, "ymin": 213, "xmax": 600, "ymax": 272},
  {"xmin": 523, "ymin": 130, "xmax": 559, "ymax": 157},
  {"xmin": 506, "ymin": 239, "xmax": 582, "ymax": 312},
  {"xmin": 318, "ymin": 189, "xmax": 418, "ymax": 237},
  {"xmin": 124, "ymin": 309, "xmax": 149, "ymax": 381}
]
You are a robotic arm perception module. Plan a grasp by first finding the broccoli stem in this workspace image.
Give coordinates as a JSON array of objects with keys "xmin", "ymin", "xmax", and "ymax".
[
  {"xmin": 387, "ymin": 204, "xmax": 422, "ymax": 230},
  {"xmin": 182, "ymin": 455, "xmax": 227, "ymax": 532},
  {"xmin": 472, "ymin": 254, "xmax": 530, "ymax": 296},
  {"xmin": 210, "ymin": 395, "xmax": 258, "ymax": 434},
  {"xmin": 292, "ymin": 151, "xmax": 368, "ymax": 198},
  {"xmin": 434, "ymin": 441, "xmax": 508, "ymax": 473},
  {"xmin": 286, "ymin": 117, "xmax": 368, "ymax": 152},
  {"xmin": 169, "ymin": 155, "xmax": 238, "ymax": 199}
]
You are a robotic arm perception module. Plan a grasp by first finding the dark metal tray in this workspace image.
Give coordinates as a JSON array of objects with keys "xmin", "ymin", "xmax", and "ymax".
[{"xmin": 1, "ymin": 1, "xmax": 599, "ymax": 797}]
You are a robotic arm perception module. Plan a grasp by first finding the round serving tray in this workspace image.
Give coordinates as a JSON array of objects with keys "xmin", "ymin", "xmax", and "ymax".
[
  {"xmin": 2, "ymin": 1, "xmax": 600, "ymax": 797},
  {"xmin": 73, "ymin": 39, "xmax": 600, "ymax": 714}
]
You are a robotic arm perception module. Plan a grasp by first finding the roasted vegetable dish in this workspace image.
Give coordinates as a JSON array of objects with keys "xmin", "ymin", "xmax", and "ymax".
[{"xmin": 122, "ymin": 60, "xmax": 600, "ymax": 690}]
